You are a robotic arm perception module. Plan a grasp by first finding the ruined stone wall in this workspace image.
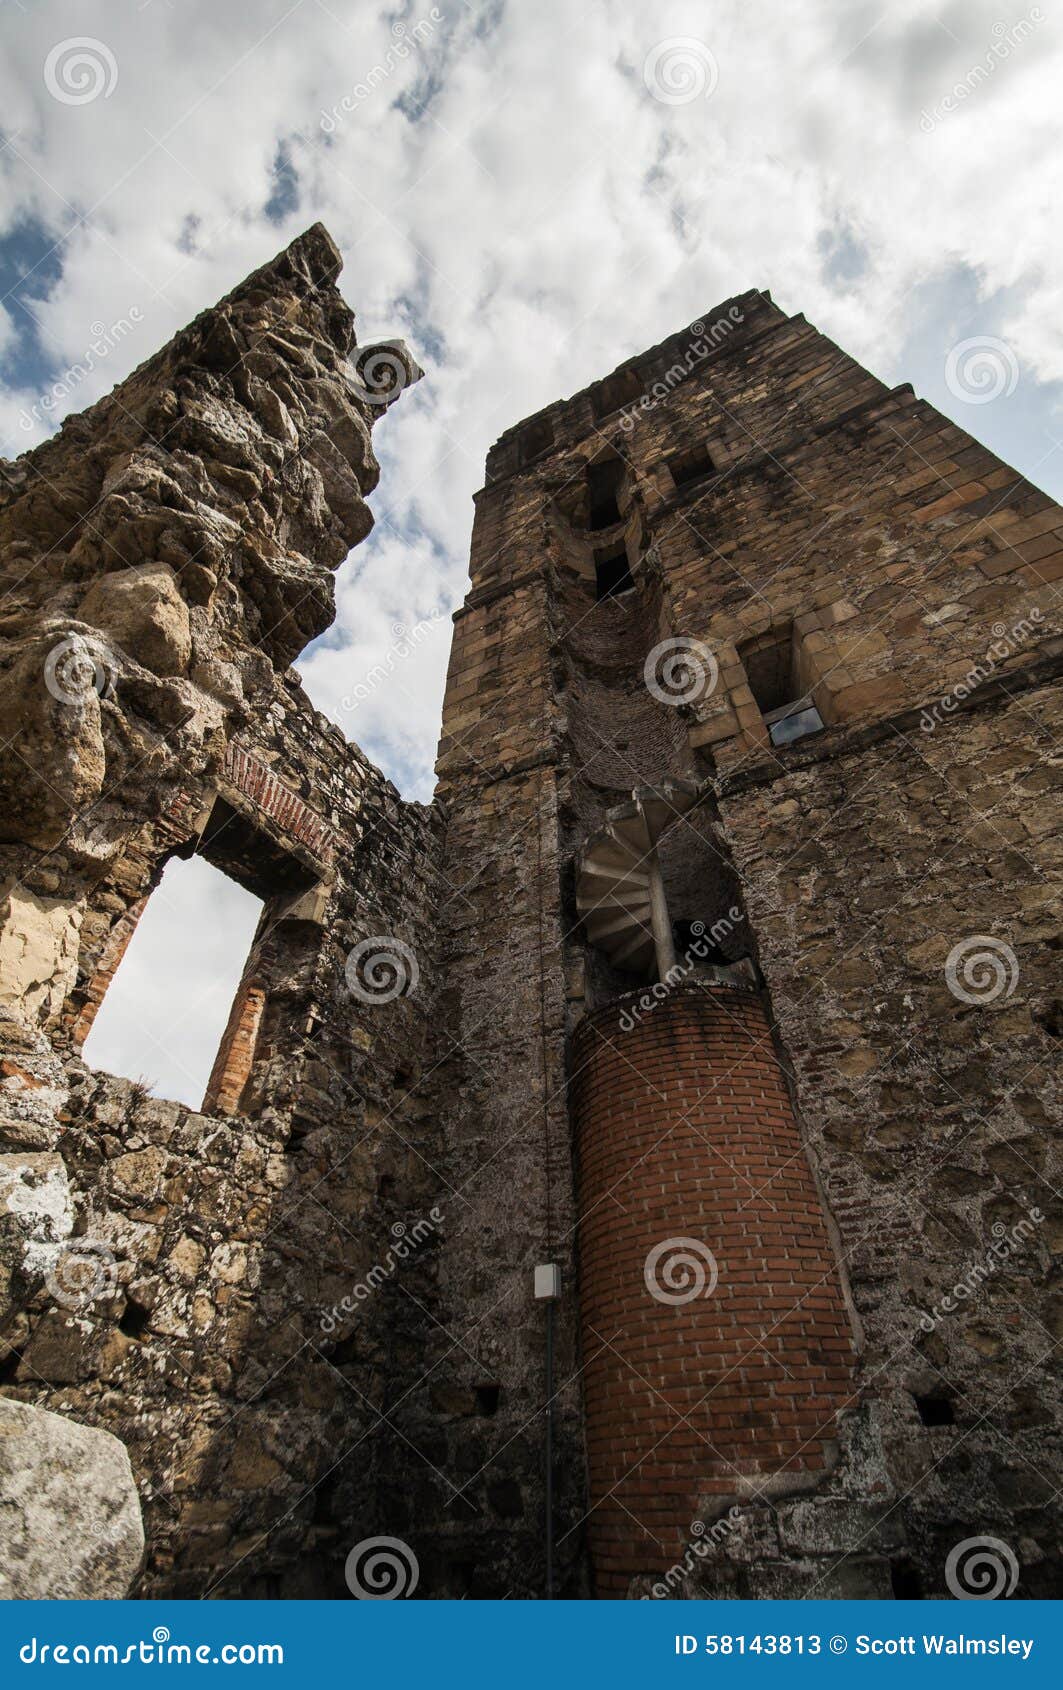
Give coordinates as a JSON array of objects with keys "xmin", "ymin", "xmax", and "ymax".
[
  {"xmin": 0, "ymin": 227, "xmax": 449, "ymax": 1598},
  {"xmin": 1, "ymin": 230, "xmax": 1058, "ymax": 1604},
  {"xmin": 437, "ymin": 290, "xmax": 1060, "ymax": 1599}
]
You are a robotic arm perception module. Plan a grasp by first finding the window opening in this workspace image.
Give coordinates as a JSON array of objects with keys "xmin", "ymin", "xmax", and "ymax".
[
  {"xmin": 518, "ymin": 415, "xmax": 554, "ymax": 465},
  {"xmin": 914, "ymin": 1393, "xmax": 955, "ymax": 1427},
  {"xmin": 594, "ymin": 541, "xmax": 634, "ymax": 600},
  {"xmin": 81, "ymin": 854, "xmax": 264, "ymax": 1110},
  {"xmin": 591, "ymin": 365, "xmax": 642, "ymax": 420},
  {"xmin": 739, "ymin": 624, "xmax": 825, "ymax": 748},
  {"xmin": 667, "ymin": 444, "xmax": 715, "ymax": 488},
  {"xmin": 587, "ymin": 458, "xmax": 625, "ymax": 529}
]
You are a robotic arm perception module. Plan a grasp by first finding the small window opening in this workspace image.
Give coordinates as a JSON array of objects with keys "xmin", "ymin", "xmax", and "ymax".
[
  {"xmin": 0, "ymin": 1347, "xmax": 23, "ymax": 1384},
  {"xmin": 591, "ymin": 365, "xmax": 642, "ymax": 420},
  {"xmin": 119, "ymin": 1296, "xmax": 152, "ymax": 1341},
  {"xmin": 82, "ymin": 855, "xmax": 264, "ymax": 1110},
  {"xmin": 518, "ymin": 415, "xmax": 554, "ymax": 465},
  {"xmin": 914, "ymin": 1393, "xmax": 955, "ymax": 1427},
  {"xmin": 1032, "ymin": 997, "xmax": 1063, "ymax": 1039},
  {"xmin": 739, "ymin": 624, "xmax": 825, "ymax": 748},
  {"xmin": 474, "ymin": 1384, "xmax": 501, "ymax": 1416},
  {"xmin": 891, "ymin": 1560, "xmax": 924, "ymax": 1599},
  {"xmin": 594, "ymin": 541, "xmax": 634, "ymax": 601},
  {"xmin": 586, "ymin": 458, "xmax": 625, "ymax": 530},
  {"xmin": 446, "ymin": 1559, "xmax": 478, "ymax": 1597},
  {"xmin": 667, "ymin": 443, "xmax": 715, "ymax": 489}
]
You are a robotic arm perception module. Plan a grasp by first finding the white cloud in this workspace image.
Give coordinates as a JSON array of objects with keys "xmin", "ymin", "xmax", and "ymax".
[
  {"xmin": 81, "ymin": 855, "xmax": 263, "ymax": 1108},
  {"xmin": 4, "ymin": 0, "xmax": 1063, "ymax": 1092}
]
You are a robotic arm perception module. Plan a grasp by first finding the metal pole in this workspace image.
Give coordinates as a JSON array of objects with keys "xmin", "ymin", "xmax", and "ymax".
[{"xmin": 545, "ymin": 1295, "xmax": 555, "ymax": 1600}]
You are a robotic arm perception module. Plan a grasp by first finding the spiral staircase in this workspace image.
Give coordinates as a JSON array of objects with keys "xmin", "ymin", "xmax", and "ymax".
[{"xmin": 575, "ymin": 780, "xmax": 699, "ymax": 980}]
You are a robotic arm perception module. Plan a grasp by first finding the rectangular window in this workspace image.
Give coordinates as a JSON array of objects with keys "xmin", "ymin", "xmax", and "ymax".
[
  {"xmin": 667, "ymin": 443, "xmax": 715, "ymax": 489},
  {"xmin": 587, "ymin": 458, "xmax": 625, "ymax": 529},
  {"xmin": 594, "ymin": 541, "xmax": 634, "ymax": 600},
  {"xmin": 738, "ymin": 623, "xmax": 825, "ymax": 747},
  {"xmin": 764, "ymin": 698, "xmax": 825, "ymax": 746},
  {"xmin": 591, "ymin": 366, "xmax": 642, "ymax": 420},
  {"xmin": 518, "ymin": 415, "xmax": 554, "ymax": 465},
  {"xmin": 82, "ymin": 855, "xmax": 264, "ymax": 1110}
]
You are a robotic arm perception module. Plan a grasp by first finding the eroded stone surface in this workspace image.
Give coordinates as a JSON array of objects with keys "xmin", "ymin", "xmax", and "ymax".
[
  {"xmin": 0, "ymin": 234, "xmax": 1058, "ymax": 1604},
  {"xmin": 0, "ymin": 1397, "xmax": 144, "ymax": 1597}
]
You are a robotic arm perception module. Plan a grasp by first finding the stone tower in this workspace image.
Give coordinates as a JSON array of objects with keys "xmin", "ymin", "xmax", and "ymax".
[
  {"xmin": 431, "ymin": 289, "xmax": 1061, "ymax": 1597},
  {"xmin": 0, "ymin": 233, "xmax": 1059, "ymax": 1601}
]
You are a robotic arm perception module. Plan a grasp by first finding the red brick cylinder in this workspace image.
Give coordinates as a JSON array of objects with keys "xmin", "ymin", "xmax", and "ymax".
[{"xmin": 572, "ymin": 983, "xmax": 857, "ymax": 1596}]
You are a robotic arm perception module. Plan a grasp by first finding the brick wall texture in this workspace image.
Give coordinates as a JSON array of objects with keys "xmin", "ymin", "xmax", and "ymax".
[{"xmin": 573, "ymin": 985, "xmax": 856, "ymax": 1595}]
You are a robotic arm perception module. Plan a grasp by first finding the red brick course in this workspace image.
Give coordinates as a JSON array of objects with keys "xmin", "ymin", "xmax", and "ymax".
[
  {"xmin": 223, "ymin": 743, "xmax": 336, "ymax": 862},
  {"xmin": 572, "ymin": 984, "xmax": 857, "ymax": 1595},
  {"xmin": 203, "ymin": 978, "xmax": 267, "ymax": 1115}
]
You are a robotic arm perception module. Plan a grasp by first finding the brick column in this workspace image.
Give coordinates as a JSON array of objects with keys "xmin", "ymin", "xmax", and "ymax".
[
  {"xmin": 572, "ymin": 983, "xmax": 857, "ymax": 1595},
  {"xmin": 203, "ymin": 979, "xmax": 267, "ymax": 1115}
]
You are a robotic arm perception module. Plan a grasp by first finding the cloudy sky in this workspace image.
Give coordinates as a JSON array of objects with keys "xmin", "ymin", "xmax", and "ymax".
[{"xmin": 3, "ymin": 0, "xmax": 1061, "ymax": 1100}]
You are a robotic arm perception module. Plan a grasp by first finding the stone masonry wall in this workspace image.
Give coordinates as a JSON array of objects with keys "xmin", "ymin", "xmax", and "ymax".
[
  {"xmin": 0, "ymin": 227, "xmax": 450, "ymax": 1598},
  {"xmin": 1, "ymin": 230, "xmax": 1059, "ymax": 1604},
  {"xmin": 444, "ymin": 288, "xmax": 1061, "ymax": 1599}
]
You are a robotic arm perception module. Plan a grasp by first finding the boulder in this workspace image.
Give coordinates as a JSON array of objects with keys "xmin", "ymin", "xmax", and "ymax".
[
  {"xmin": 79, "ymin": 561, "xmax": 191, "ymax": 677},
  {"xmin": 0, "ymin": 1398, "xmax": 144, "ymax": 1597}
]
